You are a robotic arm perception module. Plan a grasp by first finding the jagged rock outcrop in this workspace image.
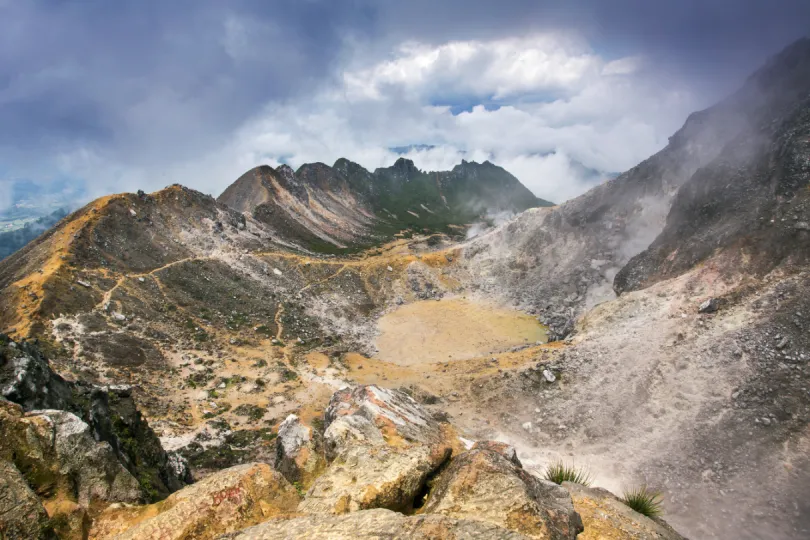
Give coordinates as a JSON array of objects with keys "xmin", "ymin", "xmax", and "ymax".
[
  {"xmin": 89, "ymin": 463, "xmax": 300, "ymax": 540},
  {"xmin": 0, "ymin": 459, "xmax": 51, "ymax": 539},
  {"xmin": 471, "ymin": 440, "xmax": 523, "ymax": 467},
  {"xmin": 0, "ymin": 400, "xmax": 143, "ymax": 507},
  {"xmin": 275, "ymin": 414, "xmax": 326, "ymax": 489},
  {"xmin": 222, "ymin": 508, "xmax": 533, "ymax": 539},
  {"xmin": 299, "ymin": 385, "xmax": 456, "ymax": 514},
  {"xmin": 566, "ymin": 483, "xmax": 687, "ymax": 540},
  {"xmin": 423, "ymin": 447, "xmax": 583, "ymax": 539},
  {"xmin": 0, "ymin": 335, "xmax": 190, "ymax": 499}
]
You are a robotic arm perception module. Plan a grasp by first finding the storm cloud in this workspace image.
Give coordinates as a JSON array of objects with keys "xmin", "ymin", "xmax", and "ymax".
[{"xmin": 0, "ymin": 0, "xmax": 808, "ymax": 203}]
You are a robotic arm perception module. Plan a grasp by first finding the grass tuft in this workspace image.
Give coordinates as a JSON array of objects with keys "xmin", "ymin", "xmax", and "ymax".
[
  {"xmin": 621, "ymin": 485, "xmax": 663, "ymax": 518},
  {"xmin": 544, "ymin": 461, "xmax": 592, "ymax": 486}
]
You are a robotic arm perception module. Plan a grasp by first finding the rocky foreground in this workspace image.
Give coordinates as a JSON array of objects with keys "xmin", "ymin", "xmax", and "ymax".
[{"xmin": 1, "ymin": 333, "xmax": 684, "ymax": 539}]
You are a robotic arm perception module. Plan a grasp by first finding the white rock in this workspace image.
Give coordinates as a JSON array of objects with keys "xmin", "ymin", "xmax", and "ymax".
[
  {"xmin": 273, "ymin": 268, "xmax": 283, "ymax": 276},
  {"xmin": 542, "ymin": 369, "xmax": 556, "ymax": 383},
  {"xmin": 458, "ymin": 437, "xmax": 475, "ymax": 450}
]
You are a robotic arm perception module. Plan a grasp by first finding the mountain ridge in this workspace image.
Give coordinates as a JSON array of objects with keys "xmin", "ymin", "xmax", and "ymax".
[{"xmin": 218, "ymin": 157, "xmax": 552, "ymax": 252}]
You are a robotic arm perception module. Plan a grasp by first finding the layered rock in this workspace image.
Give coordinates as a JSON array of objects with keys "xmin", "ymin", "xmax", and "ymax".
[
  {"xmin": 89, "ymin": 463, "xmax": 300, "ymax": 540},
  {"xmin": 423, "ymin": 447, "xmax": 583, "ymax": 539},
  {"xmin": 222, "ymin": 508, "xmax": 532, "ymax": 539},
  {"xmin": 299, "ymin": 385, "xmax": 456, "ymax": 514}
]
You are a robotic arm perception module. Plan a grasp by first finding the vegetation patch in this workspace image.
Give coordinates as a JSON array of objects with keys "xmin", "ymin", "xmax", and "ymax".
[
  {"xmin": 621, "ymin": 485, "xmax": 663, "ymax": 518},
  {"xmin": 544, "ymin": 461, "xmax": 593, "ymax": 487},
  {"xmin": 202, "ymin": 402, "xmax": 232, "ymax": 419},
  {"xmin": 280, "ymin": 368, "xmax": 298, "ymax": 382},
  {"xmin": 233, "ymin": 403, "xmax": 266, "ymax": 422}
]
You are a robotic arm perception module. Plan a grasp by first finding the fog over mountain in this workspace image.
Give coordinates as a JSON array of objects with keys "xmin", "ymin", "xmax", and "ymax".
[{"xmin": 1, "ymin": 1, "xmax": 808, "ymax": 206}]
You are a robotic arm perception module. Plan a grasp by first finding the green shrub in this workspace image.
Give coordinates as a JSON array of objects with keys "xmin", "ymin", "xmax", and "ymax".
[
  {"xmin": 621, "ymin": 485, "xmax": 663, "ymax": 518},
  {"xmin": 543, "ymin": 461, "xmax": 592, "ymax": 486}
]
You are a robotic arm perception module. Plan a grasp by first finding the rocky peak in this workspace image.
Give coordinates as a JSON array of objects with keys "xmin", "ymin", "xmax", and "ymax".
[{"xmin": 385, "ymin": 157, "xmax": 420, "ymax": 181}]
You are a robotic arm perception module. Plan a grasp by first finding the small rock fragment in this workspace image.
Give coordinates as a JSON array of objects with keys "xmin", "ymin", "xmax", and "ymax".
[{"xmin": 698, "ymin": 298, "xmax": 719, "ymax": 314}]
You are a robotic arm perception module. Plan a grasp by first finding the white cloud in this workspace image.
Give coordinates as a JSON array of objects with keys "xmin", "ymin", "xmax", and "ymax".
[
  {"xmin": 342, "ymin": 33, "xmax": 601, "ymax": 102},
  {"xmin": 601, "ymin": 55, "xmax": 644, "ymax": 76}
]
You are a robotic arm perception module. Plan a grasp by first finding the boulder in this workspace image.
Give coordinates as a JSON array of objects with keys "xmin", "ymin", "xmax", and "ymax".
[
  {"xmin": 88, "ymin": 463, "xmax": 300, "ymax": 540},
  {"xmin": 422, "ymin": 448, "xmax": 583, "ymax": 539},
  {"xmin": 471, "ymin": 440, "xmax": 523, "ymax": 467},
  {"xmin": 0, "ymin": 399, "xmax": 144, "ymax": 508},
  {"xmin": 565, "ymin": 483, "xmax": 687, "ymax": 540},
  {"xmin": 275, "ymin": 414, "xmax": 326, "ymax": 488},
  {"xmin": 221, "ymin": 508, "xmax": 531, "ymax": 539},
  {"xmin": 0, "ymin": 459, "xmax": 50, "ymax": 539},
  {"xmin": 298, "ymin": 385, "xmax": 456, "ymax": 515}
]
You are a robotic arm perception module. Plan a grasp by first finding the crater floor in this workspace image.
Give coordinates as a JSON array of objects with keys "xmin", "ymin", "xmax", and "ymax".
[{"xmin": 374, "ymin": 297, "xmax": 547, "ymax": 365}]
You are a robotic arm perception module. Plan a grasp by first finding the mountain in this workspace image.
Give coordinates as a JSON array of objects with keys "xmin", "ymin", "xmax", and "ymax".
[
  {"xmin": 2, "ymin": 39, "xmax": 810, "ymax": 540},
  {"xmin": 615, "ymin": 37, "xmax": 810, "ymax": 294},
  {"xmin": 217, "ymin": 158, "xmax": 551, "ymax": 251}
]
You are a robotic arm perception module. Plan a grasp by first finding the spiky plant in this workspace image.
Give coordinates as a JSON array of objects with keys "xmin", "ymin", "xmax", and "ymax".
[
  {"xmin": 543, "ymin": 461, "xmax": 593, "ymax": 486},
  {"xmin": 621, "ymin": 485, "xmax": 663, "ymax": 518}
]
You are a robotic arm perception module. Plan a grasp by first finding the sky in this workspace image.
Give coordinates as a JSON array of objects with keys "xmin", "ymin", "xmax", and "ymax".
[{"xmin": 1, "ymin": 0, "xmax": 809, "ymax": 208}]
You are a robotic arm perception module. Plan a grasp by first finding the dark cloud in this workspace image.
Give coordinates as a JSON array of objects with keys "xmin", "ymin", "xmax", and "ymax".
[{"xmin": 0, "ymin": 0, "xmax": 372, "ymax": 160}]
